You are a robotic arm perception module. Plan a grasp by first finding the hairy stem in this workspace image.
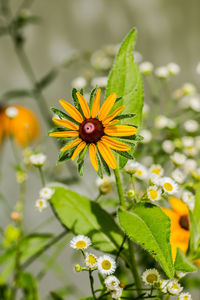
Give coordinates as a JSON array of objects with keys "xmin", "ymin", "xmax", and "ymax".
[
  {"xmin": 113, "ymin": 168, "xmax": 126, "ymax": 209},
  {"xmin": 89, "ymin": 270, "xmax": 96, "ymax": 299}
]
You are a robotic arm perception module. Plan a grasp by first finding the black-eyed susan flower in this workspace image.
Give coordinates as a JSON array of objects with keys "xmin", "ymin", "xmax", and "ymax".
[
  {"xmin": 97, "ymin": 255, "xmax": 116, "ymax": 275},
  {"xmin": 49, "ymin": 89, "xmax": 137, "ymax": 174},
  {"xmin": 70, "ymin": 235, "xmax": 91, "ymax": 250}
]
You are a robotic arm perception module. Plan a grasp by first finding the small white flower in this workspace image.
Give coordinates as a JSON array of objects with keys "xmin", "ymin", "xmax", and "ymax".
[
  {"xmin": 182, "ymin": 191, "xmax": 195, "ymax": 210},
  {"xmin": 39, "ymin": 187, "xmax": 54, "ymax": 200},
  {"xmin": 182, "ymin": 136, "xmax": 194, "ymax": 147},
  {"xmin": 91, "ymin": 50, "xmax": 112, "ymax": 70},
  {"xmin": 171, "ymin": 169, "xmax": 186, "ymax": 184},
  {"xmin": 178, "ymin": 292, "xmax": 192, "ymax": 300},
  {"xmin": 182, "ymin": 83, "xmax": 196, "ymax": 95},
  {"xmin": 160, "ymin": 177, "xmax": 178, "ymax": 194},
  {"xmin": 155, "ymin": 115, "xmax": 168, "ymax": 129},
  {"xmin": 160, "ymin": 280, "xmax": 170, "ymax": 293},
  {"xmin": 142, "ymin": 269, "xmax": 160, "ymax": 286},
  {"xmin": 171, "ymin": 152, "xmax": 186, "ymax": 166},
  {"xmin": 71, "ymin": 76, "xmax": 87, "ymax": 89},
  {"xmin": 139, "ymin": 61, "xmax": 154, "ymax": 75},
  {"xmin": 91, "ymin": 76, "xmax": 108, "ymax": 88},
  {"xmin": 35, "ymin": 199, "xmax": 48, "ymax": 212},
  {"xmin": 147, "ymin": 186, "xmax": 162, "ymax": 201},
  {"xmin": 183, "ymin": 159, "xmax": 197, "ymax": 174},
  {"xmin": 140, "ymin": 129, "xmax": 152, "ymax": 143},
  {"xmin": 162, "ymin": 140, "xmax": 175, "ymax": 154},
  {"xmin": 85, "ymin": 253, "xmax": 98, "ymax": 269},
  {"xmin": 126, "ymin": 162, "xmax": 148, "ymax": 180},
  {"xmin": 167, "ymin": 280, "xmax": 183, "ymax": 295},
  {"xmin": 5, "ymin": 106, "xmax": 18, "ymax": 118},
  {"xmin": 70, "ymin": 235, "xmax": 91, "ymax": 250},
  {"xmin": 111, "ymin": 287, "xmax": 123, "ymax": 299},
  {"xmin": 184, "ymin": 145, "xmax": 198, "ymax": 157},
  {"xmin": 134, "ymin": 51, "xmax": 143, "ymax": 63},
  {"xmin": 167, "ymin": 62, "xmax": 180, "ymax": 76},
  {"xmin": 105, "ymin": 275, "xmax": 120, "ymax": 290},
  {"xmin": 29, "ymin": 153, "xmax": 47, "ymax": 167},
  {"xmin": 184, "ymin": 120, "xmax": 198, "ymax": 133},
  {"xmin": 143, "ymin": 103, "xmax": 150, "ymax": 115},
  {"xmin": 149, "ymin": 173, "xmax": 161, "ymax": 186},
  {"xmin": 96, "ymin": 175, "xmax": 114, "ymax": 195},
  {"xmin": 149, "ymin": 164, "xmax": 164, "ymax": 177},
  {"xmin": 196, "ymin": 62, "xmax": 200, "ymax": 75},
  {"xmin": 97, "ymin": 255, "xmax": 116, "ymax": 275},
  {"xmin": 189, "ymin": 95, "xmax": 200, "ymax": 112},
  {"xmin": 176, "ymin": 271, "xmax": 187, "ymax": 279},
  {"xmin": 155, "ymin": 66, "xmax": 169, "ymax": 79}
]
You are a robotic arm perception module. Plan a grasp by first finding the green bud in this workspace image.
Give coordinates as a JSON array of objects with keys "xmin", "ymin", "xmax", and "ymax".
[{"xmin": 75, "ymin": 264, "xmax": 82, "ymax": 272}]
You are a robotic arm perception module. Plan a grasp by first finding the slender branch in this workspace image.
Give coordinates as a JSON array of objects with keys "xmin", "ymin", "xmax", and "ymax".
[
  {"xmin": 38, "ymin": 166, "xmax": 46, "ymax": 187},
  {"xmin": 89, "ymin": 270, "xmax": 96, "ymax": 299},
  {"xmin": 116, "ymin": 234, "xmax": 126, "ymax": 262}
]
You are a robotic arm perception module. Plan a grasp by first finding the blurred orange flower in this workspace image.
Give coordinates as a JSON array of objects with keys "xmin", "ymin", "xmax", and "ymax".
[{"xmin": 0, "ymin": 105, "xmax": 40, "ymax": 147}]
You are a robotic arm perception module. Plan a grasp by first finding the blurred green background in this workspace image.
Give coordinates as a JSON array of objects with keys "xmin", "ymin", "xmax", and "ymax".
[{"xmin": 0, "ymin": 0, "xmax": 200, "ymax": 298}]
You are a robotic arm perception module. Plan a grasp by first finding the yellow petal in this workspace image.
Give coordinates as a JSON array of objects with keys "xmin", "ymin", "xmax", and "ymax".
[
  {"xmin": 98, "ymin": 93, "xmax": 117, "ymax": 121},
  {"xmin": 102, "ymin": 106, "xmax": 125, "ymax": 125},
  {"xmin": 89, "ymin": 143, "xmax": 98, "ymax": 171},
  {"xmin": 52, "ymin": 118, "xmax": 79, "ymax": 130},
  {"xmin": 97, "ymin": 141, "xmax": 116, "ymax": 169},
  {"xmin": 76, "ymin": 92, "xmax": 90, "ymax": 119},
  {"xmin": 106, "ymin": 119, "xmax": 119, "ymax": 126},
  {"xmin": 104, "ymin": 125, "xmax": 137, "ymax": 137},
  {"xmin": 71, "ymin": 141, "xmax": 86, "ymax": 160},
  {"xmin": 169, "ymin": 197, "xmax": 188, "ymax": 216},
  {"xmin": 101, "ymin": 136, "xmax": 130, "ymax": 151},
  {"xmin": 60, "ymin": 138, "xmax": 82, "ymax": 152},
  {"xmin": 91, "ymin": 89, "xmax": 101, "ymax": 118},
  {"xmin": 59, "ymin": 100, "xmax": 83, "ymax": 123},
  {"xmin": 49, "ymin": 131, "xmax": 79, "ymax": 137}
]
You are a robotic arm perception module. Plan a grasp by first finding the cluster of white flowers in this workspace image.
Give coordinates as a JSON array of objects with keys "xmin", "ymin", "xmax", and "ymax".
[
  {"xmin": 155, "ymin": 115, "xmax": 175, "ymax": 129},
  {"xmin": 105, "ymin": 275, "xmax": 123, "ymax": 299},
  {"xmin": 96, "ymin": 175, "xmax": 115, "ymax": 195},
  {"xmin": 35, "ymin": 187, "xmax": 54, "ymax": 212}
]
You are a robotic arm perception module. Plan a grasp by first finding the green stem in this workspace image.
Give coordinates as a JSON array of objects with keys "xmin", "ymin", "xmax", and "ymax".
[
  {"xmin": 38, "ymin": 166, "xmax": 45, "ymax": 187},
  {"xmin": 89, "ymin": 270, "xmax": 96, "ymax": 299},
  {"xmin": 10, "ymin": 136, "xmax": 20, "ymax": 165},
  {"xmin": 94, "ymin": 193, "xmax": 102, "ymax": 202},
  {"xmin": 113, "ymin": 168, "xmax": 126, "ymax": 209}
]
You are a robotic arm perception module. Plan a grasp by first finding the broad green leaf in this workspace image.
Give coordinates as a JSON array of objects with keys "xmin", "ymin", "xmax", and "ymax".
[
  {"xmin": 18, "ymin": 272, "xmax": 39, "ymax": 300},
  {"xmin": 118, "ymin": 203, "xmax": 174, "ymax": 278},
  {"xmin": 174, "ymin": 249, "xmax": 197, "ymax": 273},
  {"xmin": 106, "ymin": 28, "xmax": 144, "ymax": 168},
  {"xmin": 49, "ymin": 184, "xmax": 124, "ymax": 253},
  {"xmin": 189, "ymin": 185, "xmax": 200, "ymax": 259}
]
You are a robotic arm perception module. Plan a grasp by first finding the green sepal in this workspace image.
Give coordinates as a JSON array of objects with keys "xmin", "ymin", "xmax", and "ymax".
[
  {"xmin": 51, "ymin": 107, "xmax": 79, "ymax": 125},
  {"xmin": 58, "ymin": 148, "xmax": 75, "ymax": 163},
  {"xmin": 48, "ymin": 127, "xmax": 67, "ymax": 134},
  {"xmin": 113, "ymin": 113, "xmax": 136, "ymax": 121},
  {"xmin": 77, "ymin": 145, "xmax": 89, "ymax": 164},
  {"xmin": 119, "ymin": 134, "xmax": 143, "ymax": 141},
  {"xmin": 113, "ymin": 149, "xmax": 134, "ymax": 160},
  {"xmin": 98, "ymin": 151, "xmax": 111, "ymax": 176},
  {"xmin": 78, "ymin": 160, "xmax": 84, "ymax": 176},
  {"xmin": 72, "ymin": 88, "xmax": 81, "ymax": 110},
  {"xmin": 89, "ymin": 87, "xmax": 97, "ymax": 110},
  {"xmin": 97, "ymin": 155, "xmax": 103, "ymax": 179}
]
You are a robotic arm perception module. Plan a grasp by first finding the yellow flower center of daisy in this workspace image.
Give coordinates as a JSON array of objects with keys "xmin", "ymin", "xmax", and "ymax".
[
  {"xmin": 136, "ymin": 170, "xmax": 142, "ymax": 176},
  {"xmin": 88, "ymin": 255, "xmax": 97, "ymax": 265},
  {"xmin": 171, "ymin": 283, "xmax": 179, "ymax": 290},
  {"xmin": 146, "ymin": 274, "xmax": 158, "ymax": 284},
  {"xmin": 76, "ymin": 240, "xmax": 87, "ymax": 249},
  {"xmin": 152, "ymin": 168, "xmax": 161, "ymax": 174},
  {"xmin": 101, "ymin": 259, "xmax": 111, "ymax": 270},
  {"xmin": 39, "ymin": 201, "xmax": 43, "ymax": 207},
  {"xmin": 149, "ymin": 189, "xmax": 158, "ymax": 199},
  {"xmin": 163, "ymin": 182, "xmax": 173, "ymax": 191}
]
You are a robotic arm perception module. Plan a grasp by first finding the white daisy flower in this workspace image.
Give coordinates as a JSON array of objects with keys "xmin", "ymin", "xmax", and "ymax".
[
  {"xmin": 149, "ymin": 173, "xmax": 161, "ymax": 186},
  {"xmin": 142, "ymin": 269, "xmax": 160, "ymax": 286},
  {"xmin": 39, "ymin": 187, "xmax": 54, "ymax": 200},
  {"xmin": 149, "ymin": 164, "xmax": 164, "ymax": 177},
  {"xmin": 184, "ymin": 146, "xmax": 198, "ymax": 157},
  {"xmin": 35, "ymin": 199, "xmax": 48, "ymax": 212},
  {"xmin": 155, "ymin": 66, "xmax": 169, "ymax": 79},
  {"xmin": 140, "ymin": 129, "xmax": 152, "ymax": 143},
  {"xmin": 30, "ymin": 153, "xmax": 47, "ymax": 167},
  {"xmin": 162, "ymin": 140, "xmax": 175, "ymax": 154},
  {"xmin": 71, "ymin": 76, "xmax": 87, "ymax": 89},
  {"xmin": 182, "ymin": 191, "xmax": 195, "ymax": 210},
  {"xmin": 111, "ymin": 287, "xmax": 123, "ymax": 299},
  {"xmin": 167, "ymin": 62, "xmax": 180, "ymax": 76},
  {"xmin": 182, "ymin": 136, "xmax": 194, "ymax": 147},
  {"xmin": 160, "ymin": 177, "xmax": 178, "ymax": 194},
  {"xmin": 171, "ymin": 152, "xmax": 186, "ymax": 166},
  {"xmin": 97, "ymin": 255, "xmax": 116, "ymax": 276},
  {"xmin": 5, "ymin": 106, "xmax": 18, "ymax": 118},
  {"xmin": 189, "ymin": 94, "xmax": 200, "ymax": 112},
  {"xmin": 171, "ymin": 168, "xmax": 186, "ymax": 184},
  {"xmin": 176, "ymin": 271, "xmax": 187, "ymax": 279},
  {"xmin": 183, "ymin": 159, "xmax": 197, "ymax": 174},
  {"xmin": 147, "ymin": 186, "xmax": 162, "ymax": 201},
  {"xmin": 96, "ymin": 175, "xmax": 114, "ymax": 195},
  {"xmin": 139, "ymin": 61, "xmax": 154, "ymax": 75},
  {"xmin": 155, "ymin": 115, "xmax": 169, "ymax": 129},
  {"xmin": 167, "ymin": 280, "xmax": 183, "ymax": 295},
  {"xmin": 159, "ymin": 280, "xmax": 170, "ymax": 293},
  {"xmin": 178, "ymin": 292, "xmax": 192, "ymax": 300},
  {"xmin": 85, "ymin": 253, "xmax": 98, "ymax": 269},
  {"xmin": 184, "ymin": 120, "xmax": 198, "ymax": 133},
  {"xmin": 70, "ymin": 235, "xmax": 91, "ymax": 250},
  {"xmin": 91, "ymin": 76, "xmax": 108, "ymax": 88},
  {"xmin": 125, "ymin": 161, "xmax": 148, "ymax": 180},
  {"xmin": 133, "ymin": 51, "xmax": 143, "ymax": 63},
  {"xmin": 105, "ymin": 275, "xmax": 120, "ymax": 290},
  {"xmin": 182, "ymin": 83, "xmax": 196, "ymax": 95}
]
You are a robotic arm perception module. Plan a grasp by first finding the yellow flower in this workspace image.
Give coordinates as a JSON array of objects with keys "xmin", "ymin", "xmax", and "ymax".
[
  {"xmin": 162, "ymin": 197, "xmax": 190, "ymax": 262},
  {"xmin": 49, "ymin": 89, "xmax": 137, "ymax": 171}
]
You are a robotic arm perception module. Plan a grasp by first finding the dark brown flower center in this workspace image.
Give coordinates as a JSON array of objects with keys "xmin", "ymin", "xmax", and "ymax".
[
  {"xmin": 79, "ymin": 118, "xmax": 104, "ymax": 143},
  {"xmin": 179, "ymin": 215, "xmax": 190, "ymax": 231}
]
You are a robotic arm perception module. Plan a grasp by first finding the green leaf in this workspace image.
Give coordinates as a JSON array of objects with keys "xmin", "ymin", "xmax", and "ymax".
[
  {"xmin": 49, "ymin": 184, "xmax": 124, "ymax": 253},
  {"xmin": 174, "ymin": 249, "xmax": 197, "ymax": 273},
  {"xmin": 189, "ymin": 185, "xmax": 200, "ymax": 259},
  {"xmin": 106, "ymin": 28, "xmax": 144, "ymax": 167},
  {"xmin": 118, "ymin": 203, "xmax": 174, "ymax": 278},
  {"xmin": 18, "ymin": 272, "xmax": 39, "ymax": 300}
]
